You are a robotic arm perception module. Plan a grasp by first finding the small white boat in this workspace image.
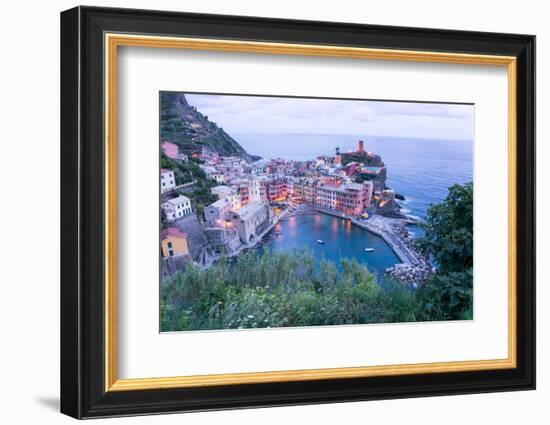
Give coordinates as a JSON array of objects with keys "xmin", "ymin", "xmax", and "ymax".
[
  {"xmin": 317, "ymin": 239, "xmax": 325, "ymax": 244},
  {"xmin": 364, "ymin": 248, "xmax": 374, "ymax": 252}
]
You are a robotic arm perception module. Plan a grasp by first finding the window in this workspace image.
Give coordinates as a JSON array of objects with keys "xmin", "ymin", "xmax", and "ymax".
[{"xmin": 167, "ymin": 241, "xmax": 173, "ymax": 249}]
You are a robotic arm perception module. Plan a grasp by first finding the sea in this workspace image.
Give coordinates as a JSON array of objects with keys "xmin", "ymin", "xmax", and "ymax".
[{"xmin": 234, "ymin": 133, "xmax": 473, "ymax": 274}]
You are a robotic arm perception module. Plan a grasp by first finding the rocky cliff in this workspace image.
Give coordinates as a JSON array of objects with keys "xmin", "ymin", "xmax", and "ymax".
[{"xmin": 160, "ymin": 92, "xmax": 258, "ymax": 162}]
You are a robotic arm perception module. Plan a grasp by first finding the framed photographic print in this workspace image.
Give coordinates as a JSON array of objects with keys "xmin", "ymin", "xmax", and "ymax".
[{"xmin": 60, "ymin": 6, "xmax": 535, "ymax": 419}]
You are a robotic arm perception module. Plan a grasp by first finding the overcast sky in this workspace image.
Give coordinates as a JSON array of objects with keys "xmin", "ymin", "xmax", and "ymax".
[{"xmin": 185, "ymin": 94, "xmax": 474, "ymax": 141}]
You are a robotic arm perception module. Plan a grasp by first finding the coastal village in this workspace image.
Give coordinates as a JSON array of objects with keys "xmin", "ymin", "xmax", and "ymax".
[{"xmin": 160, "ymin": 138, "xmax": 432, "ymax": 285}]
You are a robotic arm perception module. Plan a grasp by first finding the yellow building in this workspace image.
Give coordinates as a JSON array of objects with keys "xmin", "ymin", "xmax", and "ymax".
[{"xmin": 160, "ymin": 227, "xmax": 190, "ymax": 258}]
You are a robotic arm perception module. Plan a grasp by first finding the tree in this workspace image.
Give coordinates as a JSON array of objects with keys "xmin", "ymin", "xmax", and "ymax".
[
  {"xmin": 417, "ymin": 182, "xmax": 473, "ymax": 273},
  {"xmin": 414, "ymin": 182, "xmax": 473, "ymax": 321},
  {"xmin": 416, "ymin": 269, "xmax": 473, "ymax": 320}
]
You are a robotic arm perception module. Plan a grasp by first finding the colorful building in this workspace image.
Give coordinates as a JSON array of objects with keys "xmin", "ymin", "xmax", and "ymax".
[
  {"xmin": 160, "ymin": 227, "xmax": 190, "ymax": 258},
  {"xmin": 160, "ymin": 169, "xmax": 176, "ymax": 193},
  {"xmin": 363, "ymin": 181, "xmax": 374, "ymax": 207},
  {"xmin": 345, "ymin": 161, "xmax": 360, "ymax": 177},
  {"xmin": 161, "ymin": 195, "xmax": 192, "ymax": 220},
  {"xmin": 204, "ymin": 197, "xmax": 232, "ymax": 228},
  {"xmin": 161, "ymin": 141, "xmax": 180, "ymax": 160},
  {"xmin": 211, "ymin": 185, "xmax": 241, "ymax": 211},
  {"xmin": 236, "ymin": 178, "xmax": 261, "ymax": 206},
  {"xmin": 231, "ymin": 201, "xmax": 271, "ymax": 244},
  {"xmin": 211, "ymin": 173, "xmax": 226, "ymax": 184},
  {"xmin": 316, "ymin": 182, "xmax": 367, "ymax": 216},
  {"xmin": 303, "ymin": 180, "xmax": 318, "ymax": 204}
]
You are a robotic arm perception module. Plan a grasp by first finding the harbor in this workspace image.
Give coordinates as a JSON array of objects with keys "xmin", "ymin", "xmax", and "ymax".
[
  {"xmin": 263, "ymin": 204, "xmax": 432, "ymax": 282},
  {"xmin": 261, "ymin": 208, "xmax": 402, "ymax": 275}
]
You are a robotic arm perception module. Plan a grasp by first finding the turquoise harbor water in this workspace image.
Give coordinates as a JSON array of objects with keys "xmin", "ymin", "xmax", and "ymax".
[{"xmin": 260, "ymin": 213, "xmax": 399, "ymax": 275}]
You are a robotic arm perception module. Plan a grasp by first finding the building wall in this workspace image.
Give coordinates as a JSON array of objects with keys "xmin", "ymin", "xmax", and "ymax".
[
  {"xmin": 248, "ymin": 179, "xmax": 261, "ymax": 203},
  {"xmin": 212, "ymin": 173, "xmax": 226, "ymax": 184},
  {"xmin": 315, "ymin": 184, "xmax": 366, "ymax": 215},
  {"xmin": 160, "ymin": 171, "xmax": 176, "ymax": 193},
  {"xmin": 232, "ymin": 203, "xmax": 270, "ymax": 243},
  {"xmin": 162, "ymin": 196, "xmax": 192, "ymax": 220},
  {"xmin": 160, "ymin": 235, "xmax": 189, "ymax": 258},
  {"xmin": 212, "ymin": 186, "xmax": 241, "ymax": 211},
  {"xmin": 364, "ymin": 181, "xmax": 374, "ymax": 207},
  {"xmin": 204, "ymin": 202, "xmax": 231, "ymax": 227}
]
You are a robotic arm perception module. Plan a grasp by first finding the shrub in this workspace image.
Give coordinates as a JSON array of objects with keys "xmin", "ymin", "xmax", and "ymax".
[{"xmin": 161, "ymin": 250, "xmax": 422, "ymax": 331}]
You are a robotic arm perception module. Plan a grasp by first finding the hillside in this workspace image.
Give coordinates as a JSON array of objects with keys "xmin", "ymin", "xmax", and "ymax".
[{"xmin": 160, "ymin": 92, "xmax": 258, "ymax": 162}]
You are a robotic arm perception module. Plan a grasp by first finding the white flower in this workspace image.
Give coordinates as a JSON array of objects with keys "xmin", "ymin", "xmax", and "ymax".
[{"xmin": 247, "ymin": 315, "xmax": 254, "ymax": 319}]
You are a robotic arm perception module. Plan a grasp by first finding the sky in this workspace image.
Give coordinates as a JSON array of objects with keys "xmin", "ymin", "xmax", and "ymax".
[{"xmin": 185, "ymin": 93, "xmax": 474, "ymax": 141}]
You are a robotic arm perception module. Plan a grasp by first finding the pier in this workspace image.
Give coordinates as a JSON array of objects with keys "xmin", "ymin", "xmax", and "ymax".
[
  {"xmin": 313, "ymin": 206, "xmax": 422, "ymax": 266},
  {"xmin": 350, "ymin": 216, "xmax": 421, "ymax": 266}
]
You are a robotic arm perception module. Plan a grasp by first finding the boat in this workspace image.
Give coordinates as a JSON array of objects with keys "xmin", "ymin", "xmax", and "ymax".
[
  {"xmin": 317, "ymin": 239, "xmax": 325, "ymax": 244},
  {"xmin": 364, "ymin": 248, "xmax": 374, "ymax": 252}
]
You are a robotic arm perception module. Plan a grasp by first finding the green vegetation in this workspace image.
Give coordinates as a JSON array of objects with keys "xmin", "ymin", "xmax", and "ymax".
[
  {"xmin": 354, "ymin": 173, "xmax": 375, "ymax": 183},
  {"xmin": 160, "ymin": 182, "xmax": 474, "ymax": 331},
  {"xmin": 160, "ymin": 92, "xmax": 188, "ymax": 144},
  {"xmin": 161, "ymin": 250, "xmax": 420, "ymax": 331},
  {"xmin": 415, "ymin": 269, "xmax": 473, "ymax": 321},
  {"xmin": 186, "ymin": 184, "xmax": 217, "ymax": 211},
  {"xmin": 161, "ymin": 153, "xmax": 204, "ymax": 185},
  {"xmin": 416, "ymin": 182, "xmax": 473, "ymax": 273},
  {"xmin": 340, "ymin": 151, "xmax": 370, "ymax": 166},
  {"xmin": 161, "ymin": 152, "xmax": 217, "ymax": 214},
  {"xmin": 415, "ymin": 182, "xmax": 474, "ymax": 320},
  {"xmin": 160, "ymin": 92, "xmax": 254, "ymax": 160}
]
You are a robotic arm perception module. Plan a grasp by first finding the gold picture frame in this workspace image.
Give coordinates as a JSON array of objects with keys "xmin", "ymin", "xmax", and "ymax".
[{"xmin": 104, "ymin": 33, "xmax": 517, "ymax": 392}]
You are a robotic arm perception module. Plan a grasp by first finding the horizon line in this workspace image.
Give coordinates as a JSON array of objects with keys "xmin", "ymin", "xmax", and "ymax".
[{"xmin": 230, "ymin": 131, "xmax": 473, "ymax": 143}]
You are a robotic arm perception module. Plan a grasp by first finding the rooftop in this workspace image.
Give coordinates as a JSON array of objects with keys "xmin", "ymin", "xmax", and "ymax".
[
  {"xmin": 318, "ymin": 182, "xmax": 364, "ymax": 194},
  {"xmin": 208, "ymin": 197, "xmax": 231, "ymax": 209},
  {"xmin": 344, "ymin": 183, "xmax": 364, "ymax": 191},
  {"xmin": 163, "ymin": 195, "xmax": 191, "ymax": 205},
  {"xmin": 160, "ymin": 227, "xmax": 187, "ymax": 240},
  {"xmin": 211, "ymin": 185, "xmax": 235, "ymax": 196},
  {"xmin": 234, "ymin": 201, "xmax": 266, "ymax": 220}
]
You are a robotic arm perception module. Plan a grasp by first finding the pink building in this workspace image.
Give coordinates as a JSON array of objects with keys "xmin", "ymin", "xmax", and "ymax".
[
  {"xmin": 345, "ymin": 162, "xmax": 359, "ymax": 177},
  {"xmin": 161, "ymin": 141, "xmax": 179, "ymax": 160},
  {"xmin": 259, "ymin": 179, "xmax": 288, "ymax": 202},
  {"xmin": 316, "ymin": 182, "xmax": 367, "ymax": 216}
]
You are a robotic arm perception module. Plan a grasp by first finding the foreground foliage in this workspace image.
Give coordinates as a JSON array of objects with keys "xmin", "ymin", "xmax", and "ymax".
[
  {"xmin": 417, "ymin": 182, "xmax": 473, "ymax": 273},
  {"xmin": 161, "ymin": 249, "xmax": 459, "ymax": 332},
  {"xmin": 415, "ymin": 182, "xmax": 474, "ymax": 320}
]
